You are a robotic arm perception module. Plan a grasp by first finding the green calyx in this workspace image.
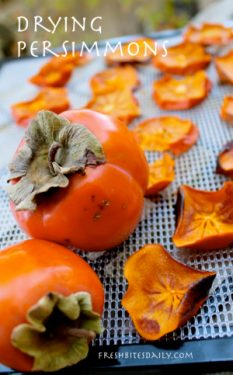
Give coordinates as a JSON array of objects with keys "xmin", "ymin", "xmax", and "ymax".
[
  {"xmin": 11, "ymin": 291, "xmax": 102, "ymax": 372},
  {"xmin": 8, "ymin": 110, "xmax": 106, "ymax": 211}
]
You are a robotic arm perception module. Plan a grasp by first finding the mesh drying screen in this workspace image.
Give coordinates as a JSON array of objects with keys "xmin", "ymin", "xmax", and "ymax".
[{"xmin": 1, "ymin": 38, "xmax": 233, "ymax": 346}]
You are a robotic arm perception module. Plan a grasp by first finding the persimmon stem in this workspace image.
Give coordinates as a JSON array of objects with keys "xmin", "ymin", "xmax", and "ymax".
[
  {"xmin": 48, "ymin": 141, "xmax": 62, "ymax": 175},
  {"xmin": 59, "ymin": 327, "xmax": 96, "ymax": 340}
]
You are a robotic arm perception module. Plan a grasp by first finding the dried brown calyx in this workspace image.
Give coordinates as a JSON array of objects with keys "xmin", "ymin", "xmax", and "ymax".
[
  {"xmin": 11, "ymin": 291, "xmax": 102, "ymax": 372},
  {"xmin": 8, "ymin": 110, "xmax": 106, "ymax": 211}
]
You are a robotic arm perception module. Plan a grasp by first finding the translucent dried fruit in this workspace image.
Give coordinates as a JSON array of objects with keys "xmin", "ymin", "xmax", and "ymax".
[
  {"xmin": 221, "ymin": 96, "xmax": 233, "ymax": 125},
  {"xmin": 90, "ymin": 65, "xmax": 139, "ymax": 94},
  {"xmin": 184, "ymin": 23, "xmax": 233, "ymax": 46},
  {"xmin": 146, "ymin": 154, "xmax": 175, "ymax": 196},
  {"xmin": 216, "ymin": 141, "xmax": 233, "ymax": 177},
  {"xmin": 30, "ymin": 56, "xmax": 74, "ymax": 87},
  {"xmin": 133, "ymin": 116, "xmax": 199, "ymax": 155},
  {"xmin": 11, "ymin": 88, "xmax": 70, "ymax": 127},
  {"xmin": 64, "ymin": 52, "xmax": 91, "ymax": 66},
  {"xmin": 173, "ymin": 182, "xmax": 233, "ymax": 250},
  {"xmin": 85, "ymin": 89, "xmax": 141, "ymax": 126},
  {"xmin": 29, "ymin": 53, "xmax": 90, "ymax": 88},
  {"xmin": 153, "ymin": 42, "xmax": 211, "ymax": 75},
  {"xmin": 106, "ymin": 38, "xmax": 156, "ymax": 65},
  {"xmin": 122, "ymin": 244, "xmax": 216, "ymax": 341},
  {"xmin": 153, "ymin": 71, "xmax": 212, "ymax": 110},
  {"xmin": 215, "ymin": 51, "xmax": 233, "ymax": 85}
]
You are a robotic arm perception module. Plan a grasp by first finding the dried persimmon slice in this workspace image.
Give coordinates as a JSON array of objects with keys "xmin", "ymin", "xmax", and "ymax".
[
  {"xmin": 184, "ymin": 23, "xmax": 233, "ymax": 46},
  {"xmin": 85, "ymin": 89, "xmax": 141, "ymax": 126},
  {"xmin": 63, "ymin": 51, "xmax": 91, "ymax": 66},
  {"xmin": 221, "ymin": 96, "xmax": 233, "ymax": 125},
  {"xmin": 106, "ymin": 38, "xmax": 156, "ymax": 65},
  {"xmin": 11, "ymin": 88, "xmax": 70, "ymax": 127},
  {"xmin": 90, "ymin": 65, "xmax": 139, "ymax": 94},
  {"xmin": 153, "ymin": 42, "xmax": 211, "ymax": 75},
  {"xmin": 146, "ymin": 154, "xmax": 175, "ymax": 196},
  {"xmin": 215, "ymin": 51, "xmax": 233, "ymax": 84},
  {"xmin": 29, "ymin": 52, "xmax": 90, "ymax": 88},
  {"xmin": 153, "ymin": 71, "xmax": 212, "ymax": 110},
  {"xmin": 29, "ymin": 55, "xmax": 75, "ymax": 87},
  {"xmin": 122, "ymin": 244, "xmax": 216, "ymax": 341},
  {"xmin": 173, "ymin": 182, "xmax": 233, "ymax": 250},
  {"xmin": 133, "ymin": 116, "xmax": 199, "ymax": 155},
  {"xmin": 216, "ymin": 141, "xmax": 233, "ymax": 177}
]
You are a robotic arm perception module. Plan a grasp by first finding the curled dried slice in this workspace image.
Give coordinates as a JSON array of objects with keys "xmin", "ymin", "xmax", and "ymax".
[
  {"xmin": 215, "ymin": 51, "xmax": 233, "ymax": 84},
  {"xmin": 184, "ymin": 23, "xmax": 233, "ymax": 46},
  {"xmin": 133, "ymin": 116, "xmax": 199, "ymax": 155},
  {"xmin": 85, "ymin": 89, "xmax": 141, "ymax": 126},
  {"xmin": 216, "ymin": 141, "xmax": 233, "ymax": 177},
  {"xmin": 30, "ymin": 56, "xmax": 74, "ymax": 87},
  {"xmin": 29, "ymin": 53, "xmax": 90, "ymax": 88},
  {"xmin": 173, "ymin": 182, "xmax": 233, "ymax": 250},
  {"xmin": 221, "ymin": 96, "xmax": 233, "ymax": 125},
  {"xmin": 11, "ymin": 88, "xmax": 70, "ymax": 127},
  {"xmin": 90, "ymin": 65, "xmax": 140, "ymax": 94},
  {"xmin": 153, "ymin": 42, "xmax": 211, "ymax": 75},
  {"xmin": 106, "ymin": 38, "xmax": 156, "ymax": 65},
  {"xmin": 146, "ymin": 154, "xmax": 175, "ymax": 197},
  {"xmin": 64, "ymin": 52, "xmax": 91, "ymax": 66},
  {"xmin": 122, "ymin": 244, "xmax": 216, "ymax": 341},
  {"xmin": 153, "ymin": 71, "xmax": 212, "ymax": 110}
]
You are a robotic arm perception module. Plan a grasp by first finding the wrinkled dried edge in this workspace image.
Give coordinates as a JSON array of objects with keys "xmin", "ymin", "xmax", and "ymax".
[
  {"xmin": 179, "ymin": 273, "xmax": 216, "ymax": 325},
  {"xmin": 174, "ymin": 187, "xmax": 184, "ymax": 229},
  {"xmin": 216, "ymin": 140, "xmax": 233, "ymax": 177},
  {"xmin": 11, "ymin": 291, "xmax": 102, "ymax": 372}
]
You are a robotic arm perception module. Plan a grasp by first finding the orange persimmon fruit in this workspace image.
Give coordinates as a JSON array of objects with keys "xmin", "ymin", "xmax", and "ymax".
[
  {"xmin": 0, "ymin": 239, "xmax": 104, "ymax": 372},
  {"xmin": 122, "ymin": 244, "xmax": 216, "ymax": 341},
  {"xmin": 8, "ymin": 110, "xmax": 148, "ymax": 251},
  {"xmin": 173, "ymin": 182, "xmax": 233, "ymax": 250},
  {"xmin": 133, "ymin": 116, "xmax": 199, "ymax": 155},
  {"xmin": 90, "ymin": 65, "xmax": 140, "ymax": 94},
  {"xmin": 153, "ymin": 42, "xmax": 211, "ymax": 75},
  {"xmin": 153, "ymin": 71, "xmax": 212, "ymax": 110},
  {"xmin": 184, "ymin": 23, "xmax": 233, "ymax": 46},
  {"xmin": 146, "ymin": 153, "xmax": 175, "ymax": 196},
  {"xmin": 85, "ymin": 89, "xmax": 141, "ymax": 126},
  {"xmin": 216, "ymin": 141, "xmax": 233, "ymax": 177},
  {"xmin": 215, "ymin": 51, "xmax": 233, "ymax": 85},
  {"xmin": 11, "ymin": 88, "xmax": 70, "ymax": 127},
  {"xmin": 221, "ymin": 96, "xmax": 233, "ymax": 125}
]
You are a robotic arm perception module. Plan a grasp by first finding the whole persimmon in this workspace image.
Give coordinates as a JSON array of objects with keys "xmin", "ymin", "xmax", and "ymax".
[
  {"xmin": 8, "ymin": 110, "xmax": 148, "ymax": 251},
  {"xmin": 0, "ymin": 239, "xmax": 104, "ymax": 372}
]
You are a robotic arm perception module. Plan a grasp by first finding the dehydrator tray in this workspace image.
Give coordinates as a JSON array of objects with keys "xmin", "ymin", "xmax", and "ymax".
[{"xmin": 1, "ymin": 28, "xmax": 233, "ymax": 373}]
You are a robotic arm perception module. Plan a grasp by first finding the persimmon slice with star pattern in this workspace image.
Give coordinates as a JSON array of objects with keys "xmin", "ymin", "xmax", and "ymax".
[
  {"xmin": 90, "ymin": 65, "xmax": 139, "ymax": 94},
  {"xmin": 153, "ymin": 42, "xmax": 211, "ymax": 75},
  {"xmin": 122, "ymin": 244, "xmax": 216, "ymax": 340},
  {"xmin": 133, "ymin": 116, "xmax": 199, "ymax": 155},
  {"xmin": 85, "ymin": 89, "xmax": 141, "ymax": 126},
  {"xmin": 173, "ymin": 182, "xmax": 233, "ymax": 250},
  {"xmin": 153, "ymin": 71, "xmax": 212, "ymax": 110}
]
